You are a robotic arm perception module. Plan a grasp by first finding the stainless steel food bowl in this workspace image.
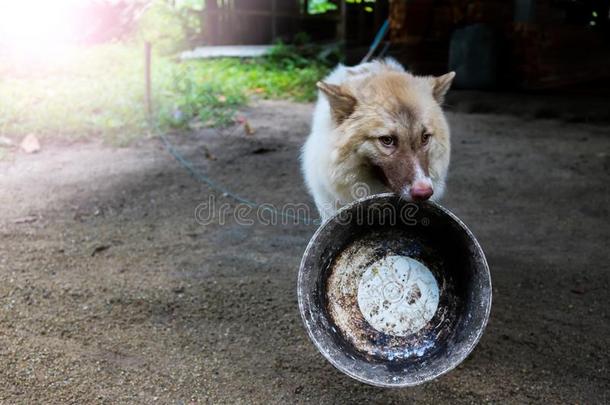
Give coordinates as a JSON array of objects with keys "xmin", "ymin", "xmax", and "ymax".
[{"xmin": 297, "ymin": 194, "xmax": 492, "ymax": 387}]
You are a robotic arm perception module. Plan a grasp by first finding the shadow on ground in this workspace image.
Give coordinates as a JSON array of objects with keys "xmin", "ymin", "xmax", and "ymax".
[{"xmin": 0, "ymin": 100, "xmax": 608, "ymax": 403}]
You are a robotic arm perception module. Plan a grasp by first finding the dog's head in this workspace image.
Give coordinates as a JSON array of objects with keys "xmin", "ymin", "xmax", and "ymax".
[{"xmin": 318, "ymin": 70, "xmax": 454, "ymax": 201}]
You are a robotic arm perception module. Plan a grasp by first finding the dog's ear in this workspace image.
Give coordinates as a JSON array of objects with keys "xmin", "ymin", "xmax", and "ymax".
[
  {"xmin": 431, "ymin": 72, "xmax": 455, "ymax": 104},
  {"xmin": 317, "ymin": 81, "xmax": 357, "ymax": 124}
]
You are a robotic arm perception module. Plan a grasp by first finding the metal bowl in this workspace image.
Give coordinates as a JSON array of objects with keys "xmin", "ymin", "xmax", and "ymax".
[{"xmin": 298, "ymin": 194, "xmax": 492, "ymax": 387}]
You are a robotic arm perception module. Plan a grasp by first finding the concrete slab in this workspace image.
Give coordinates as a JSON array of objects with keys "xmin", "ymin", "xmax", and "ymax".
[{"xmin": 181, "ymin": 45, "xmax": 273, "ymax": 60}]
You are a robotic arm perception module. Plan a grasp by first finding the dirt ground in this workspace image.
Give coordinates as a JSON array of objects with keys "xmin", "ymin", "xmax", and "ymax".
[{"xmin": 0, "ymin": 100, "xmax": 608, "ymax": 404}]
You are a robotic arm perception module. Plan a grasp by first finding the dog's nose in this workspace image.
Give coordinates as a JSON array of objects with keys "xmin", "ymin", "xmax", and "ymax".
[{"xmin": 410, "ymin": 183, "xmax": 433, "ymax": 200}]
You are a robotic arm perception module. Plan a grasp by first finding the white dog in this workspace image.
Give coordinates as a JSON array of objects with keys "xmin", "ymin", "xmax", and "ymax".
[{"xmin": 301, "ymin": 58, "xmax": 455, "ymax": 220}]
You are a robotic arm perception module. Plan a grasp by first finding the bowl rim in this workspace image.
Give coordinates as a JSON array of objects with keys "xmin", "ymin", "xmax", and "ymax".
[{"xmin": 297, "ymin": 193, "xmax": 492, "ymax": 387}]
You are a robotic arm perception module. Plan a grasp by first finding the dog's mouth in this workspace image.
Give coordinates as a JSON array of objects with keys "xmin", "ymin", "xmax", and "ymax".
[
  {"xmin": 370, "ymin": 164, "xmax": 409, "ymax": 196},
  {"xmin": 370, "ymin": 164, "xmax": 390, "ymax": 190},
  {"xmin": 370, "ymin": 164, "xmax": 434, "ymax": 201}
]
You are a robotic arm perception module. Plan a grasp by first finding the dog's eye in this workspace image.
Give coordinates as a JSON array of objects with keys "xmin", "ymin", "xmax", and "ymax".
[
  {"xmin": 421, "ymin": 132, "xmax": 432, "ymax": 145},
  {"xmin": 379, "ymin": 136, "xmax": 395, "ymax": 147}
]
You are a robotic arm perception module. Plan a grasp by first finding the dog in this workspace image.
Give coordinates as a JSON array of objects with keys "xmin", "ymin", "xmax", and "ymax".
[{"xmin": 301, "ymin": 58, "xmax": 454, "ymax": 220}]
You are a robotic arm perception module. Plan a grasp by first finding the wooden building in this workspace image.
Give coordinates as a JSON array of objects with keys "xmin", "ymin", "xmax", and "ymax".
[
  {"xmin": 197, "ymin": 0, "xmax": 610, "ymax": 90},
  {"xmin": 388, "ymin": 0, "xmax": 610, "ymax": 89},
  {"xmin": 199, "ymin": 0, "xmax": 388, "ymax": 50}
]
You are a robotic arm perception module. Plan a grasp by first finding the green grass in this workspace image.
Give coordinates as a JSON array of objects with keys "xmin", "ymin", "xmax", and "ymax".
[{"xmin": 0, "ymin": 44, "xmax": 329, "ymax": 144}]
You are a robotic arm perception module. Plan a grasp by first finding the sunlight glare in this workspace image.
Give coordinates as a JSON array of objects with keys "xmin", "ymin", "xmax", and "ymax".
[{"xmin": 0, "ymin": 0, "xmax": 83, "ymax": 57}]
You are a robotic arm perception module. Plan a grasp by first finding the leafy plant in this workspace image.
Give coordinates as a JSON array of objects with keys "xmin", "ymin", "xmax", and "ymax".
[
  {"xmin": 308, "ymin": 0, "xmax": 338, "ymax": 14},
  {"xmin": 266, "ymin": 33, "xmax": 341, "ymax": 69},
  {"xmin": 136, "ymin": 1, "xmax": 198, "ymax": 55},
  {"xmin": 159, "ymin": 56, "xmax": 330, "ymax": 129},
  {"xmin": 0, "ymin": 43, "xmax": 330, "ymax": 142}
]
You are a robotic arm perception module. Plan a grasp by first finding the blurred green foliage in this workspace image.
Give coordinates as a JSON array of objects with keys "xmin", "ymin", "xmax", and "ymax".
[
  {"xmin": 136, "ymin": 1, "xmax": 205, "ymax": 55},
  {"xmin": 267, "ymin": 33, "xmax": 341, "ymax": 68},
  {"xmin": 0, "ymin": 0, "xmax": 338, "ymax": 143},
  {"xmin": 158, "ymin": 34, "xmax": 334, "ymax": 128},
  {"xmin": 0, "ymin": 45, "xmax": 149, "ymax": 145},
  {"xmin": 309, "ymin": 0, "xmax": 377, "ymax": 14},
  {"xmin": 308, "ymin": 0, "xmax": 338, "ymax": 14},
  {"xmin": 0, "ymin": 44, "xmax": 329, "ymax": 143},
  {"xmin": 137, "ymin": 2, "xmax": 189, "ymax": 54}
]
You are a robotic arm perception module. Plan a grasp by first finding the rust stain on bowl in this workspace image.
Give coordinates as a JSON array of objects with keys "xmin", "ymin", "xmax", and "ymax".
[{"xmin": 324, "ymin": 230, "xmax": 454, "ymax": 362}]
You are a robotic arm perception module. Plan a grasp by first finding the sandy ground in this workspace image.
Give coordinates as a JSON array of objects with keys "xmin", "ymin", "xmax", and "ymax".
[{"xmin": 0, "ymin": 100, "xmax": 608, "ymax": 404}]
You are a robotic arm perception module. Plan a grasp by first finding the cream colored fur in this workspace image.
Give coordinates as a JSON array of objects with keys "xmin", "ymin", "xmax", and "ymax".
[{"xmin": 301, "ymin": 58, "xmax": 453, "ymax": 220}]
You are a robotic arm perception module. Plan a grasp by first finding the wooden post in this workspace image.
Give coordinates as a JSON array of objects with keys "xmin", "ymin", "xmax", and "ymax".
[
  {"xmin": 514, "ymin": 0, "xmax": 537, "ymax": 22},
  {"xmin": 271, "ymin": 0, "xmax": 277, "ymax": 42},
  {"xmin": 145, "ymin": 42, "xmax": 152, "ymax": 117},
  {"xmin": 336, "ymin": 0, "xmax": 346, "ymax": 44},
  {"xmin": 205, "ymin": 0, "xmax": 218, "ymax": 44}
]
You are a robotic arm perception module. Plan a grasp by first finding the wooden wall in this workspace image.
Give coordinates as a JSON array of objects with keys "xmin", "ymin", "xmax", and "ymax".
[
  {"xmin": 388, "ymin": 0, "xmax": 610, "ymax": 89},
  {"xmin": 201, "ymin": 0, "xmax": 340, "ymax": 45}
]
